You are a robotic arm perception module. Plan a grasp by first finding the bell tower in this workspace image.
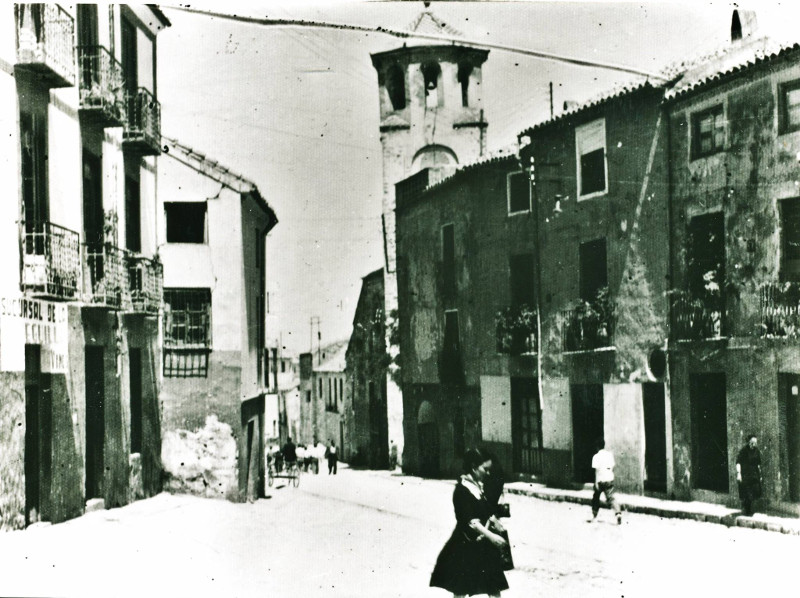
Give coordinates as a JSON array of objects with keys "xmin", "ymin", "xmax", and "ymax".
[{"xmin": 370, "ymin": 9, "xmax": 489, "ymax": 468}]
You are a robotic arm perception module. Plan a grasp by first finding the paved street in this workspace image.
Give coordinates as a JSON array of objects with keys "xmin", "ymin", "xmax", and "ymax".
[{"xmin": 0, "ymin": 467, "xmax": 797, "ymax": 597}]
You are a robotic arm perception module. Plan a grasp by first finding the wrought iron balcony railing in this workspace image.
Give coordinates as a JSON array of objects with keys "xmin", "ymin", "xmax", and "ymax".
[
  {"xmin": 672, "ymin": 292, "xmax": 725, "ymax": 341},
  {"xmin": 22, "ymin": 221, "xmax": 81, "ymax": 299},
  {"xmin": 127, "ymin": 254, "xmax": 163, "ymax": 314},
  {"xmin": 77, "ymin": 45, "xmax": 125, "ymax": 126},
  {"xmin": 84, "ymin": 243, "xmax": 130, "ymax": 309},
  {"xmin": 123, "ymin": 87, "xmax": 162, "ymax": 155},
  {"xmin": 759, "ymin": 282, "xmax": 800, "ymax": 337},
  {"xmin": 496, "ymin": 304, "xmax": 537, "ymax": 355},
  {"xmin": 15, "ymin": 4, "xmax": 75, "ymax": 87},
  {"xmin": 561, "ymin": 303, "xmax": 615, "ymax": 352}
]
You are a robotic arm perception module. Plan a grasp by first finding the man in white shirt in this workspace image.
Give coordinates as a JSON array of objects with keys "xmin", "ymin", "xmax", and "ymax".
[{"xmin": 591, "ymin": 439, "xmax": 622, "ymax": 525}]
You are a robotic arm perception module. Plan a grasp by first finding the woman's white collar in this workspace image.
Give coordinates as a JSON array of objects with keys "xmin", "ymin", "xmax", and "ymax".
[{"xmin": 460, "ymin": 474, "xmax": 483, "ymax": 500}]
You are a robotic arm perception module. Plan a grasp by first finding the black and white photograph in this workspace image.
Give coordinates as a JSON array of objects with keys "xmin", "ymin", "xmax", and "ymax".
[{"xmin": 2, "ymin": 0, "xmax": 800, "ymax": 596}]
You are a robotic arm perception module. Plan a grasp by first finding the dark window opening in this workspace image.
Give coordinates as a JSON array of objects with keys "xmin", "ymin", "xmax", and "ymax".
[
  {"xmin": 579, "ymin": 239, "xmax": 608, "ymax": 302},
  {"xmin": 421, "ymin": 62, "xmax": 441, "ymax": 109},
  {"xmin": 165, "ymin": 202, "xmax": 207, "ymax": 244},
  {"xmin": 580, "ymin": 148, "xmax": 605, "ymax": 196},
  {"xmin": 442, "ymin": 223, "xmax": 455, "ymax": 300},
  {"xmin": 781, "ymin": 198, "xmax": 800, "ymax": 281},
  {"xmin": 20, "ymin": 110, "xmax": 49, "ymax": 237},
  {"xmin": 164, "ymin": 288, "xmax": 211, "ymax": 348},
  {"xmin": 82, "ymin": 150, "xmax": 103, "ymax": 247},
  {"xmin": 386, "ymin": 65, "xmax": 406, "ymax": 111},
  {"xmin": 457, "ymin": 63, "xmax": 472, "ymax": 107},
  {"xmin": 125, "ymin": 173, "xmax": 141, "ymax": 252},
  {"xmin": 692, "ymin": 105, "xmax": 725, "ymax": 158},
  {"xmin": 780, "ymin": 80, "xmax": 800, "ymax": 134},
  {"xmin": 688, "ymin": 212, "xmax": 725, "ymax": 297},
  {"xmin": 510, "ymin": 253, "xmax": 536, "ymax": 307},
  {"xmin": 508, "ymin": 172, "xmax": 530, "ymax": 214}
]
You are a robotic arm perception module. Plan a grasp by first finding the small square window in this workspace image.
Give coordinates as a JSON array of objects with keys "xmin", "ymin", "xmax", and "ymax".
[
  {"xmin": 691, "ymin": 105, "xmax": 725, "ymax": 159},
  {"xmin": 575, "ymin": 118, "xmax": 607, "ymax": 199},
  {"xmin": 507, "ymin": 172, "xmax": 530, "ymax": 214},
  {"xmin": 780, "ymin": 80, "xmax": 800, "ymax": 134},
  {"xmin": 165, "ymin": 202, "xmax": 207, "ymax": 243}
]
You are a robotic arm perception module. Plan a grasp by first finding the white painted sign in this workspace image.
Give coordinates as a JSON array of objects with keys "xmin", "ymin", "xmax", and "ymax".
[{"xmin": 0, "ymin": 296, "xmax": 69, "ymax": 373}]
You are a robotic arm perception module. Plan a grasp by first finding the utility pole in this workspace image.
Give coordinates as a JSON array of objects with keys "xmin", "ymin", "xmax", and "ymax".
[
  {"xmin": 309, "ymin": 316, "xmax": 321, "ymax": 360},
  {"xmin": 549, "ymin": 81, "xmax": 554, "ymax": 119}
]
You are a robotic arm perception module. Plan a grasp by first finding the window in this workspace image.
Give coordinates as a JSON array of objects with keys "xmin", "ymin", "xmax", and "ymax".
[
  {"xmin": 576, "ymin": 118, "xmax": 607, "ymax": 198},
  {"xmin": 421, "ymin": 62, "xmax": 441, "ymax": 109},
  {"xmin": 779, "ymin": 80, "xmax": 800, "ymax": 134},
  {"xmin": 781, "ymin": 198, "xmax": 800, "ymax": 281},
  {"xmin": 510, "ymin": 253, "xmax": 536, "ymax": 307},
  {"xmin": 443, "ymin": 310, "xmax": 460, "ymax": 354},
  {"xmin": 458, "ymin": 63, "xmax": 472, "ymax": 107},
  {"xmin": 125, "ymin": 171, "xmax": 141, "ymax": 252},
  {"xmin": 442, "ymin": 223, "xmax": 455, "ymax": 300},
  {"xmin": 507, "ymin": 172, "xmax": 530, "ymax": 214},
  {"xmin": 165, "ymin": 202, "xmax": 206, "ymax": 243},
  {"xmin": 20, "ymin": 108, "xmax": 49, "ymax": 237},
  {"xmin": 691, "ymin": 105, "xmax": 725, "ymax": 159},
  {"xmin": 386, "ymin": 65, "xmax": 406, "ymax": 111},
  {"xmin": 326, "ymin": 376, "xmax": 338, "ymax": 412},
  {"xmin": 306, "ymin": 390, "xmax": 311, "ymax": 403},
  {"xmin": 579, "ymin": 239, "xmax": 607, "ymax": 302},
  {"xmin": 164, "ymin": 288, "xmax": 212, "ymax": 348}
]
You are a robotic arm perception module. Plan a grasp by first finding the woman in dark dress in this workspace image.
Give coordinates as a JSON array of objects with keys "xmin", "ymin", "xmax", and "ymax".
[{"xmin": 430, "ymin": 448, "xmax": 509, "ymax": 597}]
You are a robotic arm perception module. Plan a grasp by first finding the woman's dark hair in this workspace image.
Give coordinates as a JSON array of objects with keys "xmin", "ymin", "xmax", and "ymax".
[{"xmin": 462, "ymin": 448, "xmax": 491, "ymax": 474}]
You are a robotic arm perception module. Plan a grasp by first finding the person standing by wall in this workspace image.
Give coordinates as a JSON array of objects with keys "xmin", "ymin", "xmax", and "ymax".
[
  {"xmin": 325, "ymin": 440, "xmax": 338, "ymax": 475},
  {"xmin": 591, "ymin": 439, "xmax": 622, "ymax": 525},
  {"xmin": 736, "ymin": 434, "xmax": 763, "ymax": 516}
]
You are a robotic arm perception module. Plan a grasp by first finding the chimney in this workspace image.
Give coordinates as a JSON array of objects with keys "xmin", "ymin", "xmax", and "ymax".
[{"xmin": 731, "ymin": 9, "xmax": 758, "ymax": 43}]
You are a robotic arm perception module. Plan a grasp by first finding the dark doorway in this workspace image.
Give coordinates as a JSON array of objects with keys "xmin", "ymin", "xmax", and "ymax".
[
  {"xmin": 418, "ymin": 423, "xmax": 440, "ymax": 477},
  {"xmin": 571, "ymin": 384, "xmax": 604, "ymax": 483},
  {"xmin": 779, "ymin": 374, "xmax": 800, "ymax": 502},
  {"xmin": 129, "ymin": 348, "xmax": 142, "ymax": 454},
  {"xmin": 368, "ymin": 379, "xmax": 389, "ymax": 468},
  {"xmin": 85, "ymin": 346, "xmax": 105, "ymax": 500},
  {"xmin": 643, "ymin": 383, "xmax": 667, "ymax": 492},
  {"xmin": 25, "ymin": 345, "xmax": 51, "ymax": 525},
  {"xmin": 690, "ymin": 373, "xmax": 728, "ymax": 492},
  {"xmin": 511, "ymin": 377, "xmax": 542, "ymax": 474},
  {"xmin": 579, "ymin": 238, "xmax": 608, "ymax": 302}
]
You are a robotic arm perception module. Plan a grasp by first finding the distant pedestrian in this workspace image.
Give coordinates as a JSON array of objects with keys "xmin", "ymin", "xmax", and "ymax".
[
  {"xmin": 430, "ymin": 448, "xmax": 509, "ymax": 598},
  {"xmin": 282, "ymin": 437, "xmax": 297, "ymax": 469},
  {"xmin": 389, "ymin": 441, "xmax": 398, "ymax": 470},
  {"xmin": 325, "ymin": 440, "xmax": 338, "ymax": 475},
  {"xmin": 736, "ymin": 434, "xmax": 762, "ymax": 516},
  {"xmin": 296, "ymin": 444, "xmax": 307, "ymax": 471},
  {"xmin": 591, "ymin": 439, "xmax": 622, "ymax": 525},
  {"xmin": 310, "ymin": 439, "xmax": 323, "ymax": 474}
]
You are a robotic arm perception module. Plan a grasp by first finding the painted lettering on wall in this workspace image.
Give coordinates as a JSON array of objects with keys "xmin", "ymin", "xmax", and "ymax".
[{"xmin": 0, "ymin": 296, "xmax": 68, "ymax": 373}]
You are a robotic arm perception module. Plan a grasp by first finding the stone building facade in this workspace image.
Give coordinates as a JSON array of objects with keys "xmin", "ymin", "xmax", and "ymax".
[
  {"xmin": 298, "ymin": 341, "xmax": 348, "ymax": 452},
  {"xmin": 0, "ymin": 4, "xmax": 169, "ymax": 528}
]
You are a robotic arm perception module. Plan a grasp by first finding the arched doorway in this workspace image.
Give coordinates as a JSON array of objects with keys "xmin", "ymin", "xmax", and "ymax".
[{"xmin": 417, "ymin": 400, "xmax": 440, "ymax": 478}]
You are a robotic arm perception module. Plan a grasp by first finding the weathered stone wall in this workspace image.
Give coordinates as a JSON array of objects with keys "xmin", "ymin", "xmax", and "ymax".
[{"xmin": 0, "ymin": 372, "xmax": 26, "ymax": 530}]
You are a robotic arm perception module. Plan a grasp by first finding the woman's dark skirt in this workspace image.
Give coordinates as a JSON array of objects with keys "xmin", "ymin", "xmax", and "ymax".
[{"xmin": 430, "ymin": 528, "xmax": 509, "ymax": 596}]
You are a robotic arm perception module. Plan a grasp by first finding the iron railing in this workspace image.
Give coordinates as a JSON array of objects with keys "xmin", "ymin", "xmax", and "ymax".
[
  {"xmin": 123, "ymin": 87, "xmax": 162, "ymax": 155},
  {"xmin": 496, "ymin": 304, "xmax": 537, "ymax": 355},
  {"xmin": 22, "ymin": 221, "xmax": 81, "ymax": 299},
  {"xmin": 759, "ymin": 283, "xmax": 800, "ymax": 337},
  {"xmin": 77, "ymin": 45, "xmax": 125, "ymax": 125},
  {"xmin": 561, "ymin": 305, "xmax": 615, "ymax": 352},
  {"xmin": 672, "ymin": 293, "xmax": 725, "ymax": 340},
  {"xmin": 84, "ymin": 243, "xmax": 130, "ymax": 308},
  {"xmin": 15, "ymin": 4, "xmax": 75, "ymax": 87},
  {"xmin": 127, "ymin": 254, "xmax": 163, "ymax": 314}
]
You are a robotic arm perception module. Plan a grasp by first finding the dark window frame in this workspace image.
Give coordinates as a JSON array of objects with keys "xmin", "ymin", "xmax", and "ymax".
[
  {"xmin": 691, "ymin": 104, "xmax": 726, "ymax": 159},
  {"xmin": 165, "ymin": 202, "xmax": 207, "ymax": 244},
  {"xmin": 163, "ymin": 288, "xmax": 212, "ymax": 349},
  {"xmin": 781, "ymin": 197, "xmax": 800, "ymax": 281},
  {"xmin": 779, "ymin": 79, "xmax": 800, "ymax": 135},
  {"xmin": 576, "ymin": 118, "xmax": 607, "ymax": 199},
  {"xmin": 507, "ymin": 171, "xmax": 531, "ymax": 215}
]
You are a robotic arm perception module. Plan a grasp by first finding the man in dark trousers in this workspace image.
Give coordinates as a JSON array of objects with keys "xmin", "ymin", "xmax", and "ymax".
[
  {"xmin": 736, "ymin": 434, "xmax": 762, "ymax": 516},
  {"xmin": 282, "ymin": 437, "xmax": 297, "ymax": 469},
  {"xmin": 325, "ymin": 440, "xmax": 338, "ymax": 475}
]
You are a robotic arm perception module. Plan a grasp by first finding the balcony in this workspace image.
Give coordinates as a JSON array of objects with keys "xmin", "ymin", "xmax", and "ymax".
[
  {"xmin": 21, "ymin": 221, "xmax": 81, "ymax": 299},
  {"xmin": 77, "ymin": 45, "xmax": 125, "ymax": 126},
  {"xmin": 15, "ymin": 4, "xmax": 75, "ymax": 88},
  {"xmin": 759, "ymin": 282, "xmax": 800, "ymax": 337},
  {"xmin": 123, "ymin": 88, "xmax": 162, "ymax": 155},
  {"xmin": 561, "ymin": 290, "xmax": 615, "ymax": 352},
  {"xmin": 84, "ymin": 244, "xmax": 130, "ymax": 309},
  {"xmin": 496, "ymin": 304, "xmax": 537, "ymax": 355},
  {"xmin": 127, "ymin": 254, "xmax": 163, "ymax": 314},
  {"xmin": 672, "ymin": 291, "xmax": 725, "ymax": 341}
]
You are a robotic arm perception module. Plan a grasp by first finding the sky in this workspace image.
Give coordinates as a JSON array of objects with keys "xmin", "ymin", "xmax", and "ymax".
[{"xmin": 155, "ymin": 0, "xmax": 800, "ymax": 355}]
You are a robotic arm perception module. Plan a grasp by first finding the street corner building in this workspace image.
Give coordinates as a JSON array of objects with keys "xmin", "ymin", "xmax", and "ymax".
[
  {"xmin": 0, "ymin": 4, "xmax": 170, "ymax": 529},
  {"xmin": 392, "ymin": 8, "xmax": 800, "ymax": 515},
  {"xmin": 157, "ymin": 138, "xmax": 277, "ymax": 503}
]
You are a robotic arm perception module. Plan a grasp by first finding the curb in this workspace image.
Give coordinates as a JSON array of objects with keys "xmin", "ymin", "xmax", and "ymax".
[{"xmin": 506, "ymin": 486, "xmax": 800, "ymax": 536}]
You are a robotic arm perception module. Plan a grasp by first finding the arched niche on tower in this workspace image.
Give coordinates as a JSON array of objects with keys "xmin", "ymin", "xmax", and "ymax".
[
  {"xmin": 412, "ymin": 144, "xmax": 458, "ymax": 177},
  {"xmin": 385, "ymin": 64, "xmax": 407, "ymax": 111}
]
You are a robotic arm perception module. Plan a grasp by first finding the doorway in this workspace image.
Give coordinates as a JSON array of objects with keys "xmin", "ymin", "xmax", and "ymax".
[
  {"xmin": 511, "ymin": 377, "xmax": 542, "ymax": 475},
  {"xmin": 417, "ymin": 400, "xmax": 439, "ymax": 478},
  {"xmin": 690, "ymin": 373, "xmax": 728, "ymax": 492},
  {"xmin": 643, "ymin": 383, "xmax": 667, "ymax": 492},
  {"xmin": 85, "ymin": 346, "xmax": 105, "ymax": 500},
  {"xmin": 571, "ymin": 384, "xmax": 604, "ymax": 483},
  {"xmin": 779, "ymin": 374, "xmax": 800, "ymax": 502},
  {"xmin": 129, "ymin": 348, "xmax": 142, "ymax": 454},
  {"xmin": 25, "ymin": 345, "xmax": 51, "ymax": 524}
]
